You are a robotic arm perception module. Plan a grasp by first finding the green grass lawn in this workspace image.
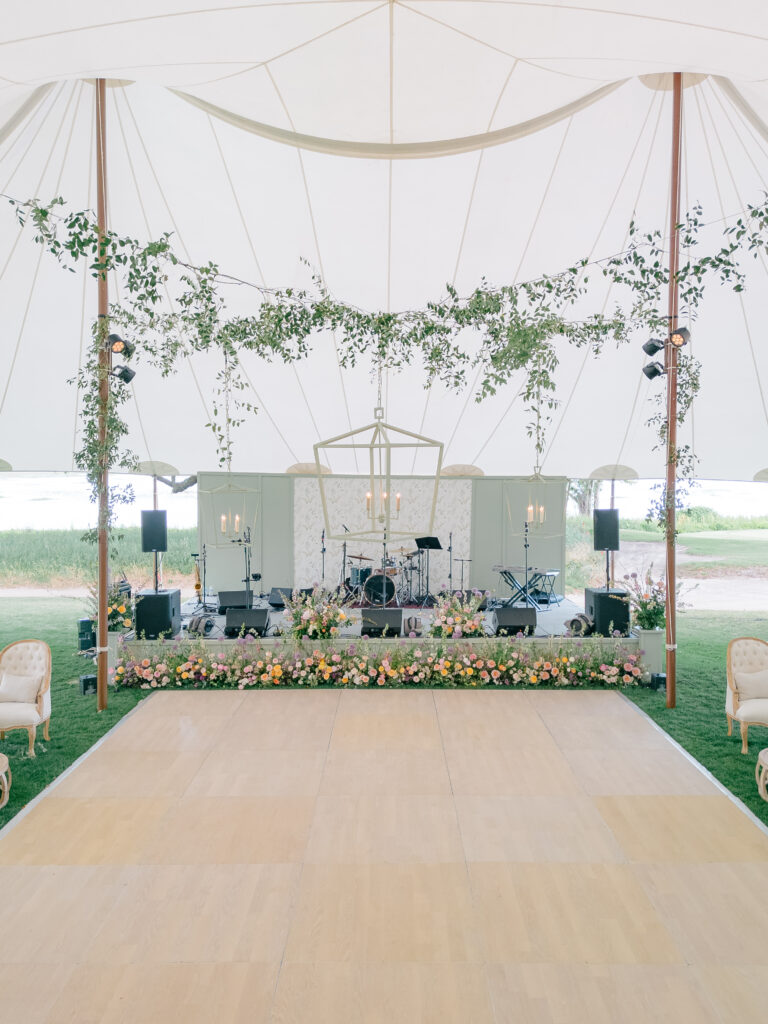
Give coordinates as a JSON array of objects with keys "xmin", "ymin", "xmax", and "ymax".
[
  {"xmin": 628, "ymin": 610, "xmax": 768, "ymax": 826},
  {"xmin": 676, "ymin": 529, "xmax": 768, "ymax": 567},
  {"xmin": 0, "ymin": 597, "xmax": 149, "ymax": 829}
]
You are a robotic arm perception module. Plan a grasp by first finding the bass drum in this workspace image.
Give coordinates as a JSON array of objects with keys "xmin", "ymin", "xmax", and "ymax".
[{"xmin": 363, "ymin": 571, "xmax": 395, "ymax": 606}]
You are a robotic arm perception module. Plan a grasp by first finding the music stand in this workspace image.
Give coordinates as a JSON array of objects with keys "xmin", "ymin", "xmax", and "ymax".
[{"xmin": 415, "ymin": 536, "xmax": 441, "ymax": 607}]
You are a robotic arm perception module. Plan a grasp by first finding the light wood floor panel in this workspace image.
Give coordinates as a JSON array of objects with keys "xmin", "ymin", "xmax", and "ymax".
[
  {"xmin": 455, "ymin": 795, "xmax": 625, "ymax": 863},
  {"xmin": 193, "ymin": 747, "xmax": 327, "ymax": 797},
  {"xmin": 486, "ymin": 964, "xmax": 721, "ymax": 1024},
  {"xmin": 271, "ymin": 963, "xmax": 496, "ymax": 1024},
  {"xmin": 284, "ymin": 863, "xmax": 482, "ymax": 963},
  {"xmin": 44, "ymin": 962, "xmax": 278, "ymax": 1024},
  {"xmin": 469, "ymin": 862, "xmax": 683, "ymax": 964},
  {"xmin": 561, "ymin": 744, "xmax": 721, "ymax": 796},
  {"xmin": 305, "ymin": 795, "xmax": 465, "ymax": 863},
  {"xmin": 1, "ymin": 689, "xmax": 767, "ymax": 1023},
  {"xmin": 596, "ymin": 795, "xmax": 768, "ymax": 862},
  {"xmin": 636, "ymin": 862, "xmax": 768, "ymax": 965},
  {"xmin": 141, "ymin": 795, "xmax": 316, "ymax": 863},
  {"xmin": 319, "ymin": 747, "xmax": 452, "ymax": 796}
]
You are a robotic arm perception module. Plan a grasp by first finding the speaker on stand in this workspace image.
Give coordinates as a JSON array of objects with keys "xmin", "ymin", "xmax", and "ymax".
[{"xmin": 141, "ymin": 510, "xmax": 168, "ymax": 592}]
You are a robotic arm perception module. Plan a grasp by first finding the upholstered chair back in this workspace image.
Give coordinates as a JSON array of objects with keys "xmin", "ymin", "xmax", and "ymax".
[
  {"xmin": 0, "ymin": 640, "xmax": 51, "ymax": 694},
  {"xmin": 729, "ymin": 637, "xmax": 768, "ymax": 678}
]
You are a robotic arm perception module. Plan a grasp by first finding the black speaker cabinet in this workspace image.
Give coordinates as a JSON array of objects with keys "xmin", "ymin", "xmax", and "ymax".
[
  {"xmin": 584, "ymin": 587, "xmax": 630, "ymax": 636},
  {"xmin": 225, "ymin": 607, "xmax": 269, "ymax": 638},
  {"xmin": 493, "ymin": 606, "xmax": 537, "ymax": 636},
  {"xmin": 141, "ymin": 509, "xmax": 168, "ymax": 552},
  {"xmin": 361, "ymin": 608, "xmax": 403, "ymax": 638},
  {"xmin": 267, "ymin": 587, "xmax": 312, "ymax": 608},
  {"xmin": 135, "ymin": 588, "xmax": 181, "ymax": 639},
  {"xmin": 79, "ymin": 674, "xmax": 97, "ymax": 696},
  {"xmin": 217, "ymin": 589, "xmax": 253, "ymax": 614},
  {"xmin": 593, "ymin": 508, "xmax": 620, "ymax": 551}
]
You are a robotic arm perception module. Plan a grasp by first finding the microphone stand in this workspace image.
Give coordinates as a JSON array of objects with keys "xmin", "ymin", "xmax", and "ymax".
[
  {"xmin": 321, "ymin": 529, "xmax": 326, "ymax": 583},
  {"xmin": 523, "ymin": 520, "xmax": 530, "ymax": 607},
  {"xmin": 448, "ymin": 531, "xmax": 453, "ymax": 593}
]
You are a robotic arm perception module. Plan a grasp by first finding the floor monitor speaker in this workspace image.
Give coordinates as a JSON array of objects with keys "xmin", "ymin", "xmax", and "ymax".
[
  {"xmin": 584, "ymin": 587, "xmax": 630, "ymax": 636},
  {"xmin": 217, "ymin": 590, "xmax": 252, "ymax": 614},
  {"xmin": 493, "ymin": 607, "xmax": 537, "ymax": 636},
  {"xmin": 141, "ymin": 510, "xmax": 168, "ymax": 552},
  {"xmin": 268, "ymin": 587, "xmax": 312, "ymax": 608},
  {"xmin": 593, "ymin": 508, "xmax": 620, "ymax": 551},
  {"xmin": 135, "ymin": 589, "xmax": 181, "ymax": 639},
  {"xmin": 361, "ymin": 608, "xmax": 403, "ymax": 638},
  {"xmin": 224, "ymin": 608, "xmax": 269, "ymax": 638}
]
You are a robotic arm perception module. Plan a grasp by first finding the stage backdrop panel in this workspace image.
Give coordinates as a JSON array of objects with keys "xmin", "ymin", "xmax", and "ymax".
[
  {"xmin": 470, "ymin": 477, "xmax": 567, "ymax": 596},
  {"xmin": 197, "ymin": 472, "xmax": 293, "ymax": 594},
  {"xmin": 292, "ymin": 476, "xmax": 473, "ymax": 590}
]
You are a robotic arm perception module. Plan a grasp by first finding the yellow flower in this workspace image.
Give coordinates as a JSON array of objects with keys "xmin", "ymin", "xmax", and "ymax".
[
  {"xmin": 181, "ymin": 671, "xmax": 189, "ymax": 679},
  {"xmin": 466, "ymin": 667, "xmax": 474, "ymax": 676},
  {"xmin": 531, "ymin": 674, "xmax": 538, "ymax": 683},
  {"xmin": 117, "ymin": 605, "xmax": 126, "ymax": 614},
  {"xmin": 124, "ymin": 618, "xmax": 132, "ymax": 628}
]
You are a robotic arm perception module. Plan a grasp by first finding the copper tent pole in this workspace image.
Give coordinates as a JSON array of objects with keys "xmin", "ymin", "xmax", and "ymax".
[
  {"xmin": 95, "ymin": 78, "xmax": 110, "ymax": 712},
  {"xmin": 665, "ymin": 72, "xmax": 683, "ymax": 709}
]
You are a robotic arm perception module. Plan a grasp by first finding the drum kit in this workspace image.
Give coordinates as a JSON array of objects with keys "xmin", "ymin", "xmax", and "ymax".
[{"xmin": 344, "ymin": 546, "xmax": 423, "ymax": 606}]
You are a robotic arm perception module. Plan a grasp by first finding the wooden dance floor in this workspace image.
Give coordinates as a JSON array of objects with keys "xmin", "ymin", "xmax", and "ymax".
[{"xmin": 2, "ymin": 689, "xmax": 768, "ymax": 1022}]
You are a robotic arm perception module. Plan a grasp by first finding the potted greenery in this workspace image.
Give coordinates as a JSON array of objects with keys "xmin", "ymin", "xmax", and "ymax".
[{"xmin": 623, "ymin": 569, "xmax": 666, "ymax": 674}]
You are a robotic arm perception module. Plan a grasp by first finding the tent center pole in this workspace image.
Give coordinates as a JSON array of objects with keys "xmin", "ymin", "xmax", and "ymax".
[
  {"xmin": 96, "ymin": 77, "xmax": 110, "ymax": 712},
  {"xmin": 665, "ymin": 71, "xmax": 683, "ymax": 710}
]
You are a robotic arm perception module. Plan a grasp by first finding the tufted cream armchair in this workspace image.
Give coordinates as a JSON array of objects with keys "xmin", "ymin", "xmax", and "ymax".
[
  {"xmin": 726, "ymin": 637, "xmax": 768, "ymax": 753},
  {"xmin": 0, "ymin": 640, "xmax": 52, "ymax": 757}
]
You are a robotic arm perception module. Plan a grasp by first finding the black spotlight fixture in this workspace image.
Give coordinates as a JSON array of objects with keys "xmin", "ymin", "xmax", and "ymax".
[
  {"xmin": 108, "ymin": 333, "xmax": 135, "ymax": 359},
  {"xmin": 642, "ymin": 361, "xmax": 665, "ymax": 381},
  {"xmin": 111, "ymin": 365, "xmax": 136, "ymax": 384},
  {"xmin": 642, "ymin": 337, "xmax": 665, "ymax": 356},
  {"xmin": 669, "ymin": 326, "xmax": 690, "ymax": 348}
]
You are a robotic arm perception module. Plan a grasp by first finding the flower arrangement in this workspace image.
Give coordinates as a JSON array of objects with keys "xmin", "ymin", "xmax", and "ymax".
[
  {"xmin": 114, "ymin": 638, "xmax": 643, "ymax": 690},
  {"xmin": 623, "ymin": 568, "xmax": 666, "ymax": 630},
  {"xmin": 429, "ymin": 591, "xmax": 487, "ymax": 639},
  {"xmin": 90, "ymin": 584, "xmax": 133, "ymax": 631},
  {"xmin": 284, "ymin": 587, "xmax": 347, "ymax": 640}
]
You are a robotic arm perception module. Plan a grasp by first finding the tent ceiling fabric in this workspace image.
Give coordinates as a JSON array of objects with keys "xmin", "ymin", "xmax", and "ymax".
[{"xmin": 2, "ymin": 5, "xmax": 768, "ymax": 480}]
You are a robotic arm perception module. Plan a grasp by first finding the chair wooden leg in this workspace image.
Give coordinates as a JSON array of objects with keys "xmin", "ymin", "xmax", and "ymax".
[
  {"xmin": 727, "ymin": 714, "xmax": 733, "ymax": 736},
  {"xmin": 27, "ymin": 726, "xmax": 36, "ymax": 758},
  {"xmin": 0, "ymin": 730, "xmax": 4, "ymax": 740},
  {"xmin": 43, "ymin": 719, "xmax": 50, "ymax": 742},
  {"xmin": 740, "ymin": 721, "xmax": 749, "ymax": 754},
  {"xmin": 0, "ymin": 770, "xmax": 8, "ymax": 810}
]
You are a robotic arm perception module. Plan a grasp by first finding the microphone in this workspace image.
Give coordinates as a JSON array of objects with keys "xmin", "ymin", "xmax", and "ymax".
[{"xmin": 342, "ymin": 524, "xmax": 350, "ymax": 533}]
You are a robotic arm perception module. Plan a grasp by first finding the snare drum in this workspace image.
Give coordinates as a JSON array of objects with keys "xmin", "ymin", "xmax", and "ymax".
[
  {"xmin": 364, "ymin": 571, "xmax": 395, "ymax": 606},
  {"xmin": 350, "ymin": 565, "xmax": 372, "ymax": 588}
]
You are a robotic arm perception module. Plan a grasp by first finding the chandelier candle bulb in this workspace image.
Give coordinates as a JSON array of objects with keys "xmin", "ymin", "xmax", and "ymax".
[
  {"xmin": 234, "ymin": 514, "xmax": 240, "ymax": 533},
  {"xmin": 527, "ymin": 503, "xmax": 534, "ymax": 523},
  {"xmin": 366, "ymin": 492, "xmax": 371, "ymax": 513},
  {"xmin": 538, "ymin": 504, "xmax": 546, "ymax": 525},
  {"xmin": 220, "ymin": 514, "xmax": 227, "ymax": 534},
  {"xmin": 396, "ymin": 492, "xmax": 401, "ymax": 512}
]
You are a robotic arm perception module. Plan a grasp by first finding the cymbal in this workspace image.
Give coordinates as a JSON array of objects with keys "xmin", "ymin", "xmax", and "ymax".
[
  {"xmin": 394, "ymin": 546, "xmax": 415, "ymax": 555},
  {"xmin": 348, "ymin": 553, "xmax": 373, "ymax": 561}
]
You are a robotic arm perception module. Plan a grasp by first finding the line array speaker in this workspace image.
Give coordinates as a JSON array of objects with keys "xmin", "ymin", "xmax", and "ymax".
[
  {"xmin": 593, "ymin": 508, "xmax": 620, "ymax": 552},
  {"xmin": 140, "ymin": 509, "xmax": 168, "ymax": 552}
]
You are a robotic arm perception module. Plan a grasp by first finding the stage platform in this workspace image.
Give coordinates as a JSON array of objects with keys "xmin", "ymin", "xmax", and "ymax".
[{"xmin": 2, "ymin": 689, "xmax": 767, "ymax": 1021}]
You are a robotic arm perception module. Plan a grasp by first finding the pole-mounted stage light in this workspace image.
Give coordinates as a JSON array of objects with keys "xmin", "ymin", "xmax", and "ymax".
[
  {"xmin": 108, "ymin": 333, "xmax": 135, "ymax": 359},
  {"xmin": 642, "ymin": 362, "xmax": 665, "ymax": 381},
  {"xmin": 111, "ymin": 365, "xmax": 136, "ymax": 384},
  {"xmin": 669, "ymin": 326, "xmax": 690, "ymax": 348},
  {"xmin": 642, "ymin": 338, "xmax": 665, "ymax": 356}
]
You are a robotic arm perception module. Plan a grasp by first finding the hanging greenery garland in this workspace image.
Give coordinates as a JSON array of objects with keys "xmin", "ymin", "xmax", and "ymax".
[{"xmin": 7, "ymin": 193, "xmax": 768, "ymax": 532}]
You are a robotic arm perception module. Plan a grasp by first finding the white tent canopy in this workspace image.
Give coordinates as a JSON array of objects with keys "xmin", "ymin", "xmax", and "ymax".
[{"xmin": 2, "ymin": 3, "xmax": 768, "ymax": 479}]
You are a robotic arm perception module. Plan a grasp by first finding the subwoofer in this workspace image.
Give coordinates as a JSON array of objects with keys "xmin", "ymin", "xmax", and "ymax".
[
  {"xmin": 135, "ymin": 589, "xmax": 181, "ymax": 639},
  {"xmin": 361, "ymin": 608, "xmax": 403, "ymax": 638},
  {"xmin": 140, "ymin": 509, "xmax": 168, "ymax": 552},
  {"xmin": 593, "ymin": 508, "xmax": 620, "ymax": 551},
  {"xmin": 493, "ymin": 606, "xmax": 536, "ymax": 636},
  {"xmin": 584, "ymin": 587, "xmax": 630, "ymax": 636},
  {"xmin": 224, "ymin": 607, "xmax": 269, "ymax": 638}
]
